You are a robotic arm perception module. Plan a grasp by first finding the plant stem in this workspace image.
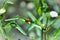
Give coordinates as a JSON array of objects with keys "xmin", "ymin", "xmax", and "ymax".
[
  {"xmin": 41, "ymin": 29, "xmax": 46, "ymax": 40},
  {"xmin": 39, "ymin": 0, "xmax": 47, "ymax": 40},
  {"xmin": 43, "ymin": 30, "xmax": 46, "ymax": 40},
  {"xmin": 41, "ymin": 17, "xmax": 48, "ymax": 40}
]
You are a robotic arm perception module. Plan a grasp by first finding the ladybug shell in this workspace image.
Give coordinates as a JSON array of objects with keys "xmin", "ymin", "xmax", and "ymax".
[{"xmin": 25, "ymin": 18, "xmax": 30, "ymax": 22}]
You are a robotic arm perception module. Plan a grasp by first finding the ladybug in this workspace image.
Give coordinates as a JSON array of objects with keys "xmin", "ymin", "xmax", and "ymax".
[{"xmin": 25, "ymin": 18, "xmax": 30, "ymax": 22}]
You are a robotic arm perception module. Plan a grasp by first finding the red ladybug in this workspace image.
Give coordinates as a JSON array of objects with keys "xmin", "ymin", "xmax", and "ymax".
[{"xmin": 25, "ymin": 18, "xmax": 30, "ymax": 22}]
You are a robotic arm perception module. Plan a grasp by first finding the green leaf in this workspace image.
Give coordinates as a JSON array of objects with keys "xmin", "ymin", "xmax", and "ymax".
[
  {"xmin": 34, "ymin": 24, "xmax": 42, "ymax": 30},
  {"xmin": 6, "ymin": 0, "xmax": 14, "ymax": 4},
  {"xmin": 0, "ymin": 20, "xmax": 5, "ymax": 37},
  {"xmin": 19, "ymin": 18, "xmax": 25, "ymax": 22},
  {"xmin": 16, "ymin": 24, "xmax": 27, "ymax": 35},
  {"xmin": 35, "ymin": 27, "xmax": 41, "ymax": 37},
  {"xmin": 47, "ymin": 28, "xmax": 60, "ymax": 40},
  {"xmin": 28, "ymin": 24, "xmax": 35, "ymax": 31},
  {"xmin": 28, "ymin": 23, "xmax": 42, "ymax": 31},
  {"xmin": 35, "ymin": 20, "xmax": 44, "ymax": 28},
  {"xmin": 33, "ymin": 0, "xmax": 40, "ymax": 15},
  {"xmin": 0, "ymin": 16, "xmax": 2, "ymax": 20},
  {"xmin": 42, "ymin": 13, "xmax": 46, "ymax": 24},
  {"xmin": 16, "ymin": 15, "xmax": 25, "ymax": 24},
  {"xmin": 3, "ymin": 0, "xmax": 16, "ymax": 5},
  {"xmin": 54, "ymin": 20, "xmax": 60, "ymax": 28},
  {"xmin": 38, "ymin": 16, "xmax": 43, "ymax": 22},
  {"xmin": 10, "ymin": 21, "xmax": 27, "ymax": 35},
  {"xmin": 5, "ymin": 18, "xmax": 18, "ymax": 21},
  {"xmin": 52, "ymin": 28, "xmax": 60, "ymax": 38},
  {"xmin": 10, "ymin": 23, "xmax": 16, "ymax": 27},
  {"xmin": 47, "ymin": 18, "xmax": 59, "ymax": 31},
  {"xmin": 24, "ymin": 22, "xmax": 31, "ymax": 31},
  {"xmin": 47, "ymin": 36, "xmax": 57, "ymax": 40},
  {"xmin": 18, "ymin": 18, "xmax": 25, "ymax": 24},
  {"xmin": 27, "ymin": 11, "xmax": 36, "ymax": 22},
  {"xmin": 38, "ymin": 7, "xmax": 41, "ymax": 15},
  {"xmin": 27, "ymin": 11, "xmax": 44, "ymax": 28},
  {"xmin": 5, "ymin": 23, "xmax": 12, "ymax": 33},
  {"xmin": 42, "ymin": 0, "xmax": 48, "ymax": 11},
  {"xmin": 0, "ymin": 20, "xmax": 11, "ymax": 40}
]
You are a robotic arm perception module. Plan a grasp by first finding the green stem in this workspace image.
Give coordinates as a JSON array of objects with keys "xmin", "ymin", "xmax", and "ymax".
[
  {"xmin": 42, "ymin": 17, "xmax": 48, "ymax": 40},
  {"xmin": 45, "ymin": 18, "xmax": 48, "ymax": 28}
]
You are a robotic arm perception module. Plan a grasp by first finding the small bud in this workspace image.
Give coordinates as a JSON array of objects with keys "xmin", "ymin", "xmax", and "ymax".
[{"xmin": 46, "ymin": 12, "xmax": 50, "ymax": 19}]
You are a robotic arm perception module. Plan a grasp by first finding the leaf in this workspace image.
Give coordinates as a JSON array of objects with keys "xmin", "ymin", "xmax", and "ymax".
[
  {"xmin": 16, "ymin": 15, "xmax": 25, "ymax": 24},
  {"xmin": 42, "ymin": 13, "xmax": 46, "ymax": 24},
  {"xmin": 28, "ymin": 24, "xmax": 35, "ymax": 31},
  {"xmin": 38, "ymin": 7, "xmax": 42, "ymax": 15},
  {"xmin": 0, "ymin": 16, "xmax": 2, "ymax": 20},
  {"xmin": 42, "ymin": 0, "xmax": 48, "ymax": 11},
  {"xmin": 35, "ymin": 20, "xmax": 44, "ymax": 28},
  {"xmin": 0, "ymin": 20, "xmax": 11, "ymax": 40},
  {"xmin": 35, "ymin": 27, "xmax": 41, "ymax": 37},
  {"xmin": 18, "ymin": 18, "xmax": 25, "ymax": 24},
  {"xmin": 47, "ymin": 36, "xmax": 57, "ymax": 40},
  {"xmin": 19, "ymin": 18, "xmax": 25, "ymax": 22},
  {"xmin": 47, "ymin": 18, "xmax": 59, "ymax": 31},
  {"xmin": 10, "ymin": 22, "xmax": 16, "ymax": 27},
  {"xmin": 16, "ymin": 24, "xmax": 27, "ymax": 35},
  {"xmin": 5, "ymin": 23, "xmax": 12, "ymax": 33},
  {"xmin": 52, "ymin": 28, "xmax": 60, "ymax": 38},
  {"xmin": 54, "ymin": 20, "xmax": 60, "ymax": 28},
  {"xmin": 38, "ymin": 16, "xmax": 43, "ymax": 22},
  {"xmin": 27, "ymin": 11, "xmax": 44, "ymax": 28},
  {"xmin": 33, "ymin": 0, "xmax": 40, "ymax": 15},
  {"xmin": 27, "ymin": 11, "xmax": 36, "ymax": 22},
  {"xmin": 24, "ymin": 22, "xmax": 31, "ymax": 31},
  {"xmin": 0, "ymin": 20, "xmax": 5, "ymax": 37},
  {"xmin": 7, "ymin": 0, "xmax": 14, "ymax": 4},
  {"xmin": 37, "ymin": 7, "xmax": 41, "ymax": 15},
  {"xmin": 34, "ymin": 24, "xmax": 42, "ymax": 30},
  {"xmin": 5, "ymin": 18, "xmax": 18, "ymax": 21},
  {"xmin": 6, "ymin": 0, "xmax": 16, "ymax": 4},
  {"xmin": 28, "ymin": 23, "xmax": 42, "ymax": 31},
  {"xmin": 47, "ymin": 28, "xmax": 60, "ymax": 40}
]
